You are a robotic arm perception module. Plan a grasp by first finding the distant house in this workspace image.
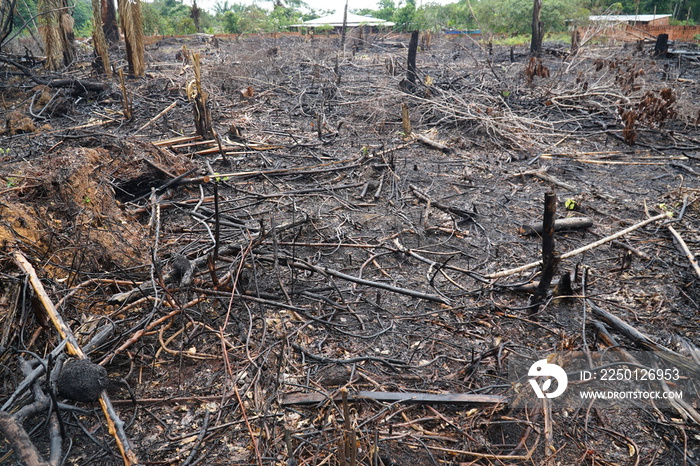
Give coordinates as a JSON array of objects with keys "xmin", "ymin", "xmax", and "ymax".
[
  {"xmin": 290, "ymin": 13, "xmax": 395, "ymax": 33},
  {"xmin": 588, "ymin": 14, "xmax": 672, "ymax": 26}
]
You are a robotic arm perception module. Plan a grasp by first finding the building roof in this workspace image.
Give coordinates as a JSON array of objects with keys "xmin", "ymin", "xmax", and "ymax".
[
  {"xmin": 589, "ymin": 14, "xmax": 672, "ymax": 23},
  {"xmin": 291, "ymin": 12, "xmax": 395, "ymax": 28}
]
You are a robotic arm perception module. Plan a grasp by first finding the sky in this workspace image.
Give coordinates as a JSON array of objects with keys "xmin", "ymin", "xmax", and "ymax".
[{"xmin": 190, "ymin": 0, "xmax": 457, "ymax": 14}]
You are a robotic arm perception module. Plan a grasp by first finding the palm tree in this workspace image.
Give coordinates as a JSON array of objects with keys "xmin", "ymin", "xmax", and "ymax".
[
  {"xmin": 38, "ymin": 0, "xmax": 76, "ymax": 69},
  {"xmin": 91, "ymin": 0, "xmax": 111, "ymax": 73},
  {"xmin": 119, "ymin": 0, "xmax": 145, "ymax": 77}
]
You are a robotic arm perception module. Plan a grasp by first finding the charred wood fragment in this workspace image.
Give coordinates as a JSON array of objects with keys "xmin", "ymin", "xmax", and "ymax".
[
  {"xmin": 0, "ymin": 412, "xmax": 50, "ymax": 466},
  {"xmin": 519, "ymin": 216, "xmax": 592, "ymax": 236}
]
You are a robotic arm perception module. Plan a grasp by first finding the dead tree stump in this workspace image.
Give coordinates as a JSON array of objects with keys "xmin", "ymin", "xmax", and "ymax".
[
  {"xmin": 654, "ymin": 34, "xmax": 669, "ymax": 57},
  {"xmin": 407, "ymin": 30, "xmax": 419, "ymax": 87}
]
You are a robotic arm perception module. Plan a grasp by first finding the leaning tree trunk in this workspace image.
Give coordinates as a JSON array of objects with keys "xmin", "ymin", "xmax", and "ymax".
[
  {"xmin": 102, "ymin": 0, "xmax": 119, "ymax": 44},
  {"xmin": 119, "ymin": 0, "xmax": 145, "ymax": 77},
  {"xmin": 91, "ymin": 0, "xmax": 111, "ymax": 73},
  {"xmin": 38, "ymin": 0, "xmax": 76, "ymax": 69},
  {"xmin": 530, "ymin": 0, "xmax": 543, "ymax": 56},
  {"xmin": 0, "ymin": 0, "xmax": 17, "ymax": 48}
]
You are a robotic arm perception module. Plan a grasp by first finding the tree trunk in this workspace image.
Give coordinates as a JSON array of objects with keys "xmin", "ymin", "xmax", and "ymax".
[
  {"xmin": 102, "ymin": 0, "xmax": 119, "ymax": 44},
  {"xmin": 59, "ymin": 0, "xmax": 76, "ymax": 65},
  {"xmin": 91, "ymin": 0, "xmax": 111, "ymax": 73},
  {"xmin": 530, "ymin": 0, "xmax": 543, "ymax": 56},
  {"xmin": 119, "ymin": 0, "xmax": 145, "ymax": 77},
  {"xmin": 1, "ymin": 0, "xmax": 17, "ymax": 47},
  {"xmin": 191, "ymin": 0, "xmax": 201, "ymax": 32},
  {"xmin": 38, "ymin": 0, "xmax": 76, "ymax": 69}
]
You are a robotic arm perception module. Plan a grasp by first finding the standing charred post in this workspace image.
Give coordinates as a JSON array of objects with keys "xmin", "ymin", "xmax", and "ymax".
[
  {"xmin": 406, "ymin": 30, "xmax": 419, "ymax": 87},
  {"xmin": 530, "ymin": 192, "xmax": 559, "ymax": 312},
  {"xmin": 340, "ymin": 0, "xmax": 348, "ymax": 55}
]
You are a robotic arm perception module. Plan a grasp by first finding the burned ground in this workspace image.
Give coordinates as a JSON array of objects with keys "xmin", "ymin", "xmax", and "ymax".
[{"xmin": 1, "ymin": 32, "xmax": 700, "ymax": 465}]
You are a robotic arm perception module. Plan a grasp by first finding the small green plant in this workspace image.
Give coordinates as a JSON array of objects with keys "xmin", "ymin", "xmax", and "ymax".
[
  {"xmin": 361, "ymin": 146, "xmax": 370, "ymax": 156},
  {"xmin": 565, "ymin": 198, "xmax": 577, "ymax": 211},
  {"xmin": 0, "ymin": 148, "xmax": 9, "ymax": 157},
  {"xmin": 6, "ymin": 177, "xmax": 18, "ymax": 188},
  {"xmin": 83, "ymin": 196, "xmax": 91, "ymax": 204},
  {"xmin": 213, "ymin": 172, "xmax": 230, "ymax": 183},
  {"xmin": 658, "ymin": 203, "xmax": 674, "ymax": 217}
]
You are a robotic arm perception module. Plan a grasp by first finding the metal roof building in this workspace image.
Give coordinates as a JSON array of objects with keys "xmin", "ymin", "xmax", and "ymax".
[
  {"xmin": 588, "ymin": 14, "xmax": 672, "ymax": 24},
  {"xmin": 291, "ymin": 13, "xmax": 395, "ymax": 29}
]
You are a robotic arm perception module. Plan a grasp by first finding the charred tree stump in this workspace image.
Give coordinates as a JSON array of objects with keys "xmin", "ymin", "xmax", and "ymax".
[
  {"xmin": 530, "ymin": 0, "xmax": 543, "ymax": 56},
  {"xmin": 190, "ymin": 53, "xmax": 213, "ymax": 139},
  {"xmin": 571, "ymin": 29, "xmax": 581, "ymax": 53},
  {"xmin": 406, "ymin": 30, "xmax": 419, "ymax": 86},
  {"xmin": 530, "ymin": 192, "xmax": 559, "ymax": 312},
  {"xmin": 654, "ymin": 34, "xmax": 669, "ymax": 57}
]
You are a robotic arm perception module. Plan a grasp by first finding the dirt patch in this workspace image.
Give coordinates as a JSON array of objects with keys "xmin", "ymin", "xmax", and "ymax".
[{"xmin": 1, "ymin": 138, "xmax": 193, "ymax": 279}]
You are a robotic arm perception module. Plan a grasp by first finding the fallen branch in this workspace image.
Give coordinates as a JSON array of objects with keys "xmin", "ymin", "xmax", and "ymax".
[
  {"xmin": 135, "ymin": 101, "xmax": 177, "ymax": 134},
  {"xmin": 666, "ymin": 224, "xmax": 700, "ymax": 280},
  {"xmin": 519, "ymin": 217, "xmax": 592, "ymax": 236},
  {"xmin": 512, "ymin": 167, "xmax": 578, "ymax": 192},
  {"xmin": 0, "ymin": 412, "xmax": 50, "ymax": 466},
  {"xmin": 409, "ymin": 184, "xmax": 476, "ymax": 221},
  {"xmin": 588, "ymin": 300, "xmax": 700, "ymax": 378},
  {"xmin": 287, "ymin": 258, "xmax": 451, "ymax": 305},
  {"xmin": 281, "ymin": 391, "xmax": 506, "ymax": 406},
  {"xmin": 415, "ymin": 133, "xmax": 453, "ymax": 153},
  {"xmin": 486, "ymin": 212, "xmax": 669, "ymax": 279}
]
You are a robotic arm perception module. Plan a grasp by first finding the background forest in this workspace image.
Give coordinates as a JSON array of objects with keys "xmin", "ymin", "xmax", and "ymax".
[{"xmin": 8, "ymin": 0, "xmax": 700, "ymax": 39}]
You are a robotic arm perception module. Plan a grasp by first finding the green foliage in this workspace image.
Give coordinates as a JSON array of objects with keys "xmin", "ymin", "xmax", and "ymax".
[
  {"xmin": 221, "ymin": 10, "xmax": 241, "ymax": 32},
  {"xmin": 314, "ymin": 23, "xmax": 334, "ymax": 34},
  {"xmin": 142, "ymin": 0, "xmax": 205, "ymax": 35},
  {"xmin": 71, "ymin": 0, "xmax": 93, "ymax": 37},
  {"xmin": 669, "ymin": 18, "xmax": 697, "ymax": 25},
  {"xmin": 472, "ymin": 0, "xmax": 582, "ymax": 34},
  {"xmin": 392, "ymin": 0, "xmax": 417, "ymax": 31}
]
